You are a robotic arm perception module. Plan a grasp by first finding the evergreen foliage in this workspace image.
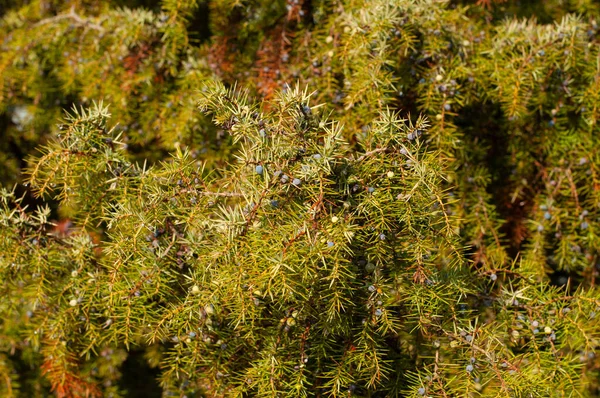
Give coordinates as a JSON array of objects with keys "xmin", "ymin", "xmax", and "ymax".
[{"xmin": 1, "ymin": 0, "xmax": 600, "ymax": 396}]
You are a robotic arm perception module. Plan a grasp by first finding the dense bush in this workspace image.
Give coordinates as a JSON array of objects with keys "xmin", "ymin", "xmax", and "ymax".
[{"xmin": 1, "ymin": 0, "xmax": 599, "ymax": 397}]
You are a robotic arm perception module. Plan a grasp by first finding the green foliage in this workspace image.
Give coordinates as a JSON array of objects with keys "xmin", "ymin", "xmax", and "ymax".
[{"xmin": 1, "ymin": 0, "xmax": 600, "ymax": 397}]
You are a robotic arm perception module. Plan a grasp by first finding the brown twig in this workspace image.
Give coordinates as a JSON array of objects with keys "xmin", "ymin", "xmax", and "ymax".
[{"xmin": 34, "ymin": 6, "xmax": 104, "ymax": 32}]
